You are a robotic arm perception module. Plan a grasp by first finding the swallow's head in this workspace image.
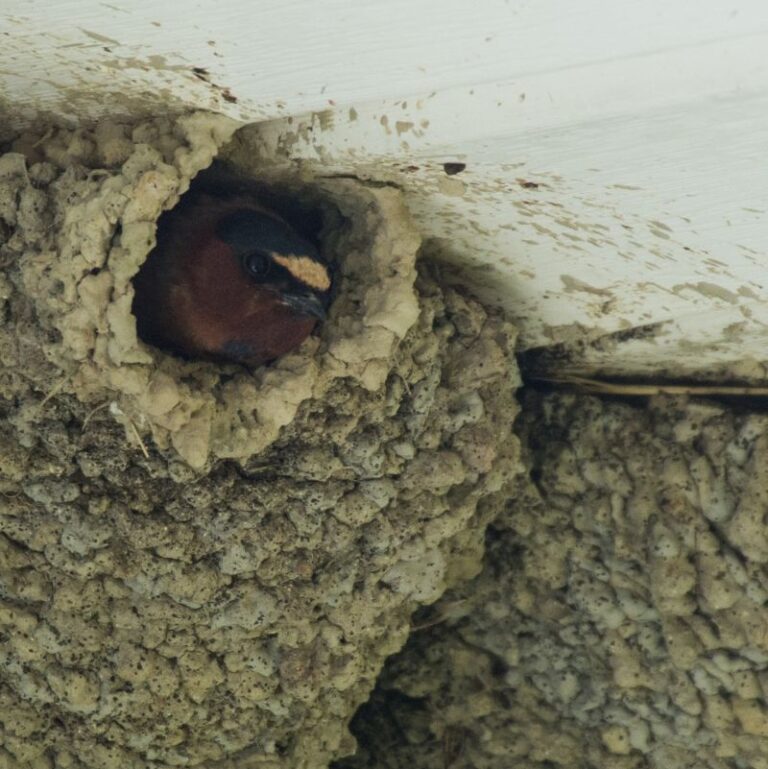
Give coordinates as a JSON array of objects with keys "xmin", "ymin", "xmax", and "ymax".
[
  {"xmin": 132, "ymin": 196, "xmax": 334, "ymax": 366},
  {"xmin": 217, "ymin": 208, "xmax": 332, "ymax": 321}
]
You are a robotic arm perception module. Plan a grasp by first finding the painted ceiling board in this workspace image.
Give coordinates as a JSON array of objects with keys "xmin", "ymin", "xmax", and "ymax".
[
  {"xmin": 248, "ymin": 42, "xmax": 768, "ymax": 371},
  {"xmin": 2, "ymin": 0, "xmax": 768, "ymax": 376},
  {"xmin": 3, "ymin": 0, "xmax": 768, "ymax": 124}
]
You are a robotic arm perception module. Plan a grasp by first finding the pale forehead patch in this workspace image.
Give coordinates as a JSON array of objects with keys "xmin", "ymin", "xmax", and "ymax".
[{"xmin": 271, "ymin": 253, "xmax": 331, "ymax": 292}]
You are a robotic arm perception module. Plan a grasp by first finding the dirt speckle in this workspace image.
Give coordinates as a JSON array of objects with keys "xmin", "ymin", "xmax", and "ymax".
[
  {"xmin": 443, "ymin": 162, "xmax": 466, "ymax": 176},
  {"xmin": 437, "ymin": 177, "xmax": 466, "ymax": 197},
  {"xmin": 560, "ymin": 274, "xmax": 614, "ymax": 297}
]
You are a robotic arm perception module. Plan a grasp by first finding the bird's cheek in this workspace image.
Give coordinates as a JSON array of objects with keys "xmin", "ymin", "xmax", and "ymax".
[
  {"xmin": 217, "ymin": 312, "xmax": 315, "ymax": 362},
  {"xmin": 276, "ymin": 315, "xmax": 317, "ymax": 345},
  {"xmin": 266, "ymin": 315, "xmax": 317, "ymax": 356}
]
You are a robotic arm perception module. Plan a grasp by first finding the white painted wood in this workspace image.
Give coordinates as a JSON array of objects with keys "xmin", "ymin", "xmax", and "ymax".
[
  {"xmin": 251, "ymin": 27, "xmax": 768, "ymax": 370},
  {"xmin": 4, "ymin": 1, "xmax": 768, "ymax": 124},
  {"xmin": 3, "ymin": 0, "xmax": 768, "ymax": 375}
]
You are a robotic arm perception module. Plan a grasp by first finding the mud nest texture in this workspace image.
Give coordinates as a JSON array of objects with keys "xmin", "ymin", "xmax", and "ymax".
[
  {"xmin": 339, "ymin": 393, "xmax": 768, "ymax": 769},
  {"xmin": 0, "ymin": 114, "xmax": 522, "ymax": 768}
]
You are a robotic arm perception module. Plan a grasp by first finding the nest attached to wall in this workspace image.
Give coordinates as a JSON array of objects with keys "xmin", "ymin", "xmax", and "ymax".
[{"xmin": 0, "ymin": 113, "xmax": 523, "ymax": 768}]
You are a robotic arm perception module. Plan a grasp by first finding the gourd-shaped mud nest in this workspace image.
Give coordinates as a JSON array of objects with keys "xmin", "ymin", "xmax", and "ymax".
[{"xmin": 0, "ymin": 114, "xmax": 523, "ymax": 768}]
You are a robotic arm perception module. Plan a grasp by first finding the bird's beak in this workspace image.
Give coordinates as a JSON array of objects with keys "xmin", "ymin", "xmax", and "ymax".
[{"xmin": 281, "ymin": 292, "xmax": 327, "ymax": 320}]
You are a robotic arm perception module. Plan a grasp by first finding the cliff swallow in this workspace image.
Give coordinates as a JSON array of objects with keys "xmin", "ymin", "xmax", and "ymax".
[{"xmin": 131, "ymin": 189, "xmax": 333, "ymax": 365}]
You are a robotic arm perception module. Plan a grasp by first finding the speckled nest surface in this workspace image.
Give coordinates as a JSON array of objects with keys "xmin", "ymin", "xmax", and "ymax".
[
  {"xmin": 0, "ymin": 114, "xmax": 522, "ymax": 768},
  {"xmin": 340, "ymin": 393, "xmax": 768, "ymax": 769}
]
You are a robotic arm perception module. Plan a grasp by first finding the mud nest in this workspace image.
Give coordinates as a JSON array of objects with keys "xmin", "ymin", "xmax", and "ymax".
[
  {"xmin": 0, "ymin": 114, "xmax": 522, "ymax": 768},
  {"xmin": 339, "ymin": 393, "xmax": 768, "ymax": 769}
]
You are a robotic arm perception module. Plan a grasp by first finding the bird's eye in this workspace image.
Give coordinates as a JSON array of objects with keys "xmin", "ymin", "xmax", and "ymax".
[{"xmin": 243, "ymin": 251, "xmax": 272, "ymax": 280}]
